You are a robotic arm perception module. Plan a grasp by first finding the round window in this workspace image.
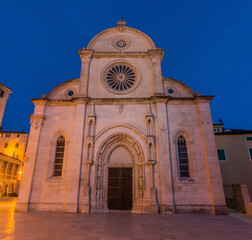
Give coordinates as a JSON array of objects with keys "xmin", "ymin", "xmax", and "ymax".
[
  {"xmin": 168, "ymin": 89, "xmax": 174, "ymax": 94},
  {"xmin": 68, "ymin": 90, "xmax": 74, "ymax": 96},
  {"xmin": 103, "ymin": 63, "xmax": 140, "ymax": 94},
  {"xmin": 112, "ymin": 36, "xmax": 130, "ymax": 50}
]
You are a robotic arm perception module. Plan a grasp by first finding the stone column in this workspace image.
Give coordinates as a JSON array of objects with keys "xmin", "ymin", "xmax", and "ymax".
[
  {"xmin": 65, "ymin": 99, "xmax": 87, "ymax": 212},
  {"xmin": 149, "ymin": 49, "xmax": 164, "ymax": 96},
  {"xmin": 196, "ymin": 98, "xmax": 227, "ymax": 215},
  {"xmin": 15, "ymin": 100, "xmax": 46, "ymax": 212},
  {"xmin": 78, "ymin": 49, "xmax": 94, "ymax": 97}
]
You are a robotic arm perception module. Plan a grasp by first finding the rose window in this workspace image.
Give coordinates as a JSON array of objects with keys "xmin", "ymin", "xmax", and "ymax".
[
  {"xmin": 115, "ymin": 39, "xmax": 127, "ymax": 48},
  {"xmin": 112, "ymin": 36, "xmax": 130, "ymax": 50},
  {"xmin": 103, "ymin": 63, "xmax": 139, "ymax": 94}
]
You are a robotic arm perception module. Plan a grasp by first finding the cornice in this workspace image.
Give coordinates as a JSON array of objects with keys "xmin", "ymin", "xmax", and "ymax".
[
  {"xmin": 0, "ymin": 83, "xmax": 12, "ymax": 94},
  {"xmin": 30, "ymin": 96, "xmax": 213, "ymax": 106},
  {"xmin": 86, "ymin": 49, "xmax": 165, "ymax": 59},
  {"xmin": 195, "ymin": 96, "xmax": 214, "ymax": 103},
  {"xmin": 29, "ymin": 114, "xmax": 46, "ymax": 120},
  {"xmin": 30, "ymin": 99, "xmax": 47, "ymax": 105}
]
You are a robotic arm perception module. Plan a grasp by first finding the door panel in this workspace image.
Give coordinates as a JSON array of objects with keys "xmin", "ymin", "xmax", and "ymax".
[{"xmin": 108, "ymin": 168, "xmax": 132, "ymax": 210}]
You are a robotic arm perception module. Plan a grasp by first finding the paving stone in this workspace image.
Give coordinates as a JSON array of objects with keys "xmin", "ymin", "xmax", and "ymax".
[{"xmin": 0, "ymin": 198, "xmax": 252, "ymax": 240}]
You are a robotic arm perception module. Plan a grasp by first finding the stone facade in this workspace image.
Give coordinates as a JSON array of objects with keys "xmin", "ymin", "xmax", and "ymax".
[{"xmin": 16, "ymin": 20, "xmax": 227, "ymax": 214}]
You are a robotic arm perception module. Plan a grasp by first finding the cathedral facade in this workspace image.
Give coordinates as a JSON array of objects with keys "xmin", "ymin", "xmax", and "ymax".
[{"xmin": 16, "ymin": 20, "xmax": 227, "ymax": 214}]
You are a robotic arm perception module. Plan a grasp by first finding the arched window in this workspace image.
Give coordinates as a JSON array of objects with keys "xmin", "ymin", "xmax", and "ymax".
[
  {"xmin": 177, "ymin": 135, "xmax": 189, "ymax": 178},
  {"xmin": 53, "ymin": 136, "xmax": 65, "ymax": 176}
]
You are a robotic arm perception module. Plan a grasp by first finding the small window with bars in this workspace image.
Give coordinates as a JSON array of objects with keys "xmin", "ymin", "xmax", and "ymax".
[
  {"xmin": 53, "ymin": 136, "xmax": 65, "ymax": 176},
  {"xmin": 177, "ymin": 135, "xmax": 190, "ymax": 178}
]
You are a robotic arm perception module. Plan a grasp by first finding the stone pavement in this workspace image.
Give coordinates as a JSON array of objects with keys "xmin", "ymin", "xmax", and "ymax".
[{"xmin": 0, "ymin": 198, "xmax": 252, "ymax": 240}]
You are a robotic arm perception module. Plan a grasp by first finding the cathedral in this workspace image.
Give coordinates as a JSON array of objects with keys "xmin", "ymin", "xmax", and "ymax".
[{"xmin": 16, "ymin": 20, "xmax": 227, "ymax": 214}]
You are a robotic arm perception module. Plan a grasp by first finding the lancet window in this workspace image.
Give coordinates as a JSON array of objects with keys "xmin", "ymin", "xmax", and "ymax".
[
  {"xmin": 53, "ymin": 136, "xmax": 65, "ymax": 176},
  {"xmin": 177, "ymin": 135, "xmax": 190, "ymax": 178}
]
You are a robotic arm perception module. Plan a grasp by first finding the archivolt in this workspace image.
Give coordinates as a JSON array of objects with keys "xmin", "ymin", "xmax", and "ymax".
[
  {"xmin": 96, "ymin": 132, "xmax": 145, "ymax": 164},
  {"xmin": 95, "ymin": 123, "xmax": 147, "ymax": 143}
]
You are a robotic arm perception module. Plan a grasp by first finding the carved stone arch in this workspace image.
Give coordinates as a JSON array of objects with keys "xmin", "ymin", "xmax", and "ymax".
[
  {"xmin": 95, "ymin": 123, "xmax": 147, "ymax": 143},
  {"xmin": 50, "ymin": 128, "xmax": 70, "ymax": 146},
  {"xmin": 106, "ymin": 142, "xmax": 136, "ymax": 164},
  {"xmin": 93, "ymin": 131, "xmax": 147, "ymax": 213},
  {"xmin": 173, "ymin": 128, "xmax": 193, "ymax": 145}
]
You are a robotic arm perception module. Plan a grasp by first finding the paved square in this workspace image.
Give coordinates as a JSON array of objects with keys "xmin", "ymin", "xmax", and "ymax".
[{"xmin": 0, "ymin": 198, "xmax": 252, "ymax": 240}]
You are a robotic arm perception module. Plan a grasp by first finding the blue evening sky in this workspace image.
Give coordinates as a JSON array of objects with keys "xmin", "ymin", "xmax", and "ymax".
[{"xmin": 0, "ymin": 0, "xmax": 251, "ymax": 132}]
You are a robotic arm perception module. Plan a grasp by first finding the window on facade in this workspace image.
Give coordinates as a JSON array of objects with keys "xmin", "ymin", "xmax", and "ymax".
[
  {"xmin": 1, "ymin": 161, "xmax": 7, "ymax": 174},
  {"xmin": 13, "ymin": 164, "xmax": 19, "ymax": 176},
  {"xmin": 249, "ymin": 148, "xmax": 252, "ymax": 160},
  {"xmin": 246, "ymin": 136, "xmax": 252, "ymax": 141},
  {"xmin": 217, "ymin": 149, "xmax": 227, "ymax": 161},
  {"xmin": 7, "ymin": 163, "xmax": 13, "ymax": 175},
  {"xmin": 4, "ymin": 143, "xmax": 8, "ymax": 148},
  {"xmin": 17, "ymin": 134, "xmax": 20, "ymax": 138},
  {"xmin": 6, "ymin": 134, "xmax": 10, "ymax": 137},
  {"xmin": 177, "ymin": 135, "xmax": 190, "ymax": 178},
  {"xmin": 0, "ymin": 89, "xmax": 4, "ymax": 98},
  {"xmin": 15, "ymin": 143, "xmax": 19, "ymax": 148},
  {"xmin": 53, "ymin": 136, "xmax": 65, "ymax": 176}
]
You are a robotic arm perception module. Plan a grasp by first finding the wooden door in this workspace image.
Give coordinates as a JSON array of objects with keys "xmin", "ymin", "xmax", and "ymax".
[{"xmin": 108, "ymin": 168, "xmax": 132, "ymax": 210}]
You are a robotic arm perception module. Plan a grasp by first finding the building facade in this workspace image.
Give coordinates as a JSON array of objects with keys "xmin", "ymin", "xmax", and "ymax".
[
  {"xmin": 0, "ymin": 83, "xmax": 28, "ymax": 196},
  {"xmin": 214, "ymin": 123, "xmax": 252, "ymax": 198},
  {"xmin": 16, "ymin": 20, "xmax": 227, "ymax": 214},
  {"xmin": 0, "ymin": 152, "xmax": 23, "ymax": 196},
  {"xmin": 0, "ymin": 83, "xmax": 12, "ymax": 128}
]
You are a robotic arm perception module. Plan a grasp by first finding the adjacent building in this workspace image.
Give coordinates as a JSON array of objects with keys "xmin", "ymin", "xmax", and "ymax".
[
  {"xmin": 0, "ymin": 83, "xmax": 12, "ymax": 128},
  {"xmin": 16, "ymin": 20, "xmax": 227, "ymax": 214},
  {"xmin": 214, "ymin": 123, "xmax": 252, "ymax": 198},
  {"xmin": 0, "ymin": 83, "xmax": 28, "ymax": 196}
]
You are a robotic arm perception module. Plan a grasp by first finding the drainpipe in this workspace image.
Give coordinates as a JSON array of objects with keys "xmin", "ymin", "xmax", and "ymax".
[{"xmin": 165, "ymin": 100, "xmax": 177, "ymax": 213}]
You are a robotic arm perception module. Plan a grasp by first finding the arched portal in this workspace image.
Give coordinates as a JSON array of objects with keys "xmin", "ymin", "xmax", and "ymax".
[{"xmin": 94, "ymin": 132, "xmax": 146, "ymax": 213}]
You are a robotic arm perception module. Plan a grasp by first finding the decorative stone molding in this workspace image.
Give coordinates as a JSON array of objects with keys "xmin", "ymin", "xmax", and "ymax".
[
  {"xmin": 159, "ymin": 125, "xmax": 167, "ymax": 134},
  {"xmin": 78, "ymin": 49, "xmax": 94, "ymax": 62},
  {"xmin": 95, "ymin": 123, "xmax": 147, "ymax": 143},
  {"xmin": 29, "ymin": 114, "xmax": 46, "ymax": 130},
  {"xmin": 119, "ymin": 104, "xmax": 123, "ymax": 113},
  {"xmin": 117, "ymin": 19, "xmax": 126, "ymax": 32},
  {"xmin": 149, "ymin": 49, "xmax": 164, "ymax": 63},
  {"xmin": 93, "ymin": 132, "xmax": 146, "ymax": 213}
]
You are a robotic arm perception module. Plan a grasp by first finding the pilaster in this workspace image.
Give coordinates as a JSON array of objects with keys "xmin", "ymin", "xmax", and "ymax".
[
  {"xmin": 78, "ymin": 49, "xmax": 94, "ymax": 97},
  {"xmin": 15, "ymin": 100, "xmax": 46, "ymax": 212},
  {"xmin": 65, "ymin": 98, "xmax": 88, "ymax": 212},
  {"xmin": 196, "ymin": 98, "xmax": 227, "ymax": 214},
  {"xmin": 155, "ymin": 99, "xmax": 176, "ymax": 213},
  {"xmin": 149, "ymin": 49, "xmax": 164, "ymax": 96}
]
